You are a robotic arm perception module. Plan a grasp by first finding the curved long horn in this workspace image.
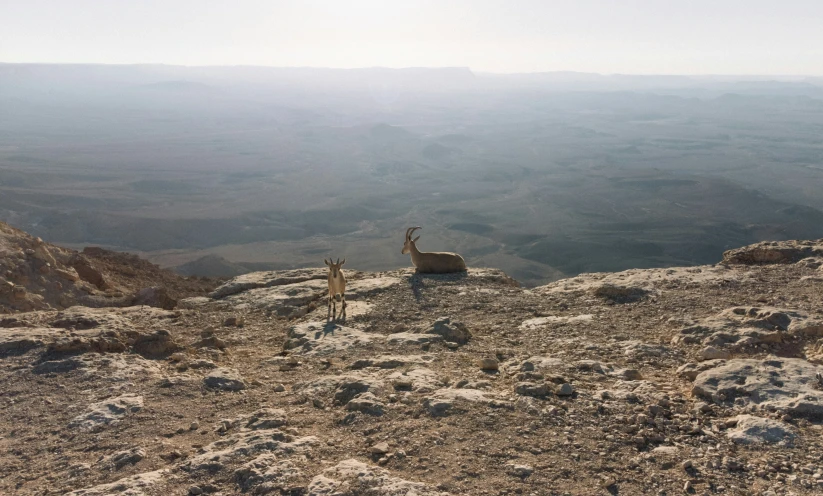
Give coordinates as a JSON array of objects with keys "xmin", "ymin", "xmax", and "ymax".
[
  {"xmin": 336, "ymin": 257, "xmax": 340, "ymax": 265},
  {"xmin": 406, "ymin": 226, "xmax": 422, "ymax": 241}
]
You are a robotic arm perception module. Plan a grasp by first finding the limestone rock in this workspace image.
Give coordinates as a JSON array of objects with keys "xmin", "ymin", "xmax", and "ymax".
[
  {"xmin": 370, "ymin": 442, "xmax": 390, "ymax": 455},
  {"xmin": 592, "ymin": 283, "xmax": 650, "ymax": 303},
  {"xmin": 722, "ymin": 239, "xmax": 823, "ymax": 265},
  {"xmin": 476, "ymin": 357, "xmax": 499, "ymax": 371},
  {"xmin": 235, "ymin": 454, "xmax": 301, "ymax": 492},
  {"xmin": 0, "ymin": 327, "xmax": 50, "ymax": 354},
  {"xmin": 387, "ymin": 367, "xmax": 444, "ymax": 393},
  {"xmin": 131, "ymin": 328, "xmax": 179, "ymax": 356},
  {"xmin": 348, "ymin": 354, "xmax": 432, "ymax": 370},
  {"xmin": 132, "ymin": 286, "xmax": 177, "ymax": 310},
  {"xmin": 204, "ymin": 368, "xmax": 247, "ymax": 391},
  {"xmin": 677, "ymin": 360, "xmax": 725, "ymax": 380},
  {"xmin": 386, "ymin": 332, "xmax": 442, "ymax": 345},
  {"xmin": 506, "ymin": 464, "xmax": 534, "ymax": 477},
  {"xmin": 69, "ymin": 394, "xmax": 143, "ymax": 430},
  {"xmin": 515, "ymin": 382, "xmax": 549, "ymax": 397},
  {"xmin": 307, "ymin": 458, "xmax": 447, "ymax": 496},
  {"xmin": 285, "ymin": 321, "xmax": 383, "ymax": 355},
  {"xmin": 428, "ymin": 316, "xmax": 472, "ymax": 344},
  {"xmin": 423, "ymin": 388, "xmax": 494, "ymax": 416},
  {"xmin": 184, "ymin": 430, "xmax": 318, "ymax": 473},
  {"xmin": 66, "ymin": 469, "xmax": 167, "ymax": 496},
  {"xmin": 556, "ymin": 383, "xmax": 575, "ymax": 396},
  {"xmin": 105, "ymin": 447, "xmax": 146, "ymax": 469},
  {"xmin": 345, "ymin": 392, "xmax": 385, "ymax": 415},
  {"xmin": 726, "ymin": 415, "xmax": 797, "ymax": 446},
  {"xmin": 70, "ymin": 254, "xmax": 110, "ymax": 290},
  {"xmin": 700, "ymin": 346, "xmax": 731, "ymax": 360},
  {"xmin": 210, "ymin": 268, "xmax": 328, "ymax": 299},
  {"xmin": 692, "ymin": 358, "xmax": 823, "ymax": 416}
]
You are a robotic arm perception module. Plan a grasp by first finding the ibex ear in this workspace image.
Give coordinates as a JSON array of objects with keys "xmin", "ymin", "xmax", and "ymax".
[
  {"xmin": 413, "ymin": 235, "xmax": 420, "ymax": 243},
  {"xmin": 324, "ymin": 259, "xmax": 329, "ymax": 266},
  {"xmin": 340, "ymin": 259, "xmax": 346, "ymax": 266}
]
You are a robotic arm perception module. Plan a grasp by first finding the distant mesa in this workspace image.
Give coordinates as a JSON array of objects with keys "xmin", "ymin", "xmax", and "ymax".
[{"xmin": 134, "ymin": 80, "xmax": 219, "ymax": 94}]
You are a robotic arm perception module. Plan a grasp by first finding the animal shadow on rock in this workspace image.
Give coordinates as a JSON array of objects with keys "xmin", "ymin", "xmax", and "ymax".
[
  {"xmin": 315, "ymin": 321, "xmax": 340, "ymax": 339},
  {"xmin": 409, "ymin": 271, "xmax": 469, "ymax": 302}
]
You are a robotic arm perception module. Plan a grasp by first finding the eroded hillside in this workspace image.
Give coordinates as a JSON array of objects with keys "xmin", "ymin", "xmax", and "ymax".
[
  {"xmin": 1, "ymin": 233, "xmax": 823, "ymax": 495},
  {"xmin": 0, "ymin": 221, "xmax": 218, "ymax": 313}
]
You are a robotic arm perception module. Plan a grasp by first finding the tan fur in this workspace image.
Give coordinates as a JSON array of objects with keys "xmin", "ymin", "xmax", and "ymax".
[
  {"xmin": 324, "ymin": 258, "xmax": 347, "ymax": 321},
  {"xmin": 401, "ymin": 227, "xmax": 467, "ymax": 274}
]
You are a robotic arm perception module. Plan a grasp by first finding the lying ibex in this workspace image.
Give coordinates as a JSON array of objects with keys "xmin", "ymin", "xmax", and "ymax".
[
  {"xmin": 401, "ymin": 227, "xmax": 467, "ymax": 273},
  {"xmin": 324, "ymin": 258, "xmax": 347, "ymax": 321}
]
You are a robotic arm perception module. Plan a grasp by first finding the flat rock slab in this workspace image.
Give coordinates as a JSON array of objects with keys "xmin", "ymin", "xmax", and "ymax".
[
  {"xmin": 34, "ymin": 354, "xmax": 162, "ymax": 382},
  {"xmin": 722, "ymin": 239, "xmax": 823, "ymax": 265},
  {"xmin": 70, "ymin": 394, "xmax": 144, "ymax": 431},
  {"xmin": 184, "ymin": 430, "xmax": 318, "ymax": 472},
  {"xmin": 349, "ymin": 354, "xmax": 433, "ymax": 369},
  {"xmin": 0, "ymin": 327, "xmax": 53, "ymax": 354},
  {"xmin": 204, "ymin": 368, "xmax": 247, "ymax": 391},
  {"xmin": 226, "ymin": 279, "xmax": 327, "ymax": 310},
  {"xmin": 676, "ymin": 306, "xmax": 823, "ymax": 349},
  {"xmin": 537, "ymin": 264, "xmax": 748, "ymax": 295},
  {"xmin": 211, "ymin": 268, "xmax": 329, "ymax": 299},
  {"xmin": 727, "ymin": 415, "xmax": 797, "ymax": 446},
  {"xmin": 423, "ymin": 388, "xmax": 495, "ymax": 416},
  {"xmin": 235, "ymin": 454, "xmax": 301, "ymax": 492},
  {"xmin": 692, "ymin": 358, "xmax": 823, "ymax": 417},
  {"xmin": 388, "ymin": 367, "xmax": 444, "ymax": 393},
  {"xmin": 294, "ymin": 374, "xmax": 384, "ymax": 403},
  {"xmin": 66, "ymin": 469, "xmax": 168, "ymax": 496},
  {"xmin": 307, "ymin": 458, "xmax": 449, "ymax": 496},
  {"xmin": 386, "ymin": 332, "xmax": 442, "ymax": 345},
  {"xmin": 285, "ymin": 321, "xmax": 383, "ymax": 355},
  {"xmin": 520, "ymin": 314, "xmax": 593, "ymax": 330}
]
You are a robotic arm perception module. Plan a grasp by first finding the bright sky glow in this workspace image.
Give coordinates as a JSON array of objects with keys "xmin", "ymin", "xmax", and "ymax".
[{"xmin": 2, "ymin": 0, "xmax": 822, "ymax": 74}]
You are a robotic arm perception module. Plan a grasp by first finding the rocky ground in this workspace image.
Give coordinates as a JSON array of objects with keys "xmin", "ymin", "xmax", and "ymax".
[
  {"xmin": 1, "ymin": 231, "xmax": 823, "ymax": 495},
  {"xmin": 0, "ymin": 222, "xmax": 217, "ymax": 313}
]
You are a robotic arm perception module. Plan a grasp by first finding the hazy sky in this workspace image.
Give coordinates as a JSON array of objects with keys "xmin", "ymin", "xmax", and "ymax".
[{"xmin": 2, "ymin": 0, "xmax": 822, "ymax": 75}]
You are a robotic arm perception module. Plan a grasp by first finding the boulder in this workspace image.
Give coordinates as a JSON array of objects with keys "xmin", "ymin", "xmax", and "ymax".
[
  {"xmin": 722, "ymin": 239, "xmax": 823, "ymax": 265},
  {"xmin": 345, "ymin": 392, "xmax": 385, "ymax": 416},
  {"xmin": 204, "ymin": 368, "xmax": 247, "ymax": 391},
  {"xmin": 131, "ymin": 329, "xmax": 179, "ymax": 356},
  {"xmin": 132, "ymin": 286, "xmax": 177, "ymax": 310},
  {"xmin": 70, "ymin": 254, "xmax": 110, "ymax": 290},
  {"xmin": 428, "ymin": 316, "xmax": 472, "ymax": 344},
  {"xmin": 692, "ymin": 358, "xmax": 823, "ymax": 417}
]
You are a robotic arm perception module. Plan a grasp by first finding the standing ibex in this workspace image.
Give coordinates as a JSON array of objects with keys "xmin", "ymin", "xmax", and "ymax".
[
  {"xmin": 324, "ymin": 258, "xmax": 347, "ymax": 321},
  {"xmin": 402, "ymin": 227, "xmax": 467, "ymax": 273}
]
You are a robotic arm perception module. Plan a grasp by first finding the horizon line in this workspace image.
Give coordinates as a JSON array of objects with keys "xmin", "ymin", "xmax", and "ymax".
[{"xmin": 1, "ymin": 61, "xmax": 821, "ymax": 79}]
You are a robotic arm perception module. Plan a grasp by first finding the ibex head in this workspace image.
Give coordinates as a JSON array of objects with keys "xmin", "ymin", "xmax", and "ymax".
[
  {"xmin": 324, "ymin": 258, "xmax": 345, "ymax": 278},
  {"xmin": 401, "ymin": 227, "xmax": 421, "ymax": 254}
]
